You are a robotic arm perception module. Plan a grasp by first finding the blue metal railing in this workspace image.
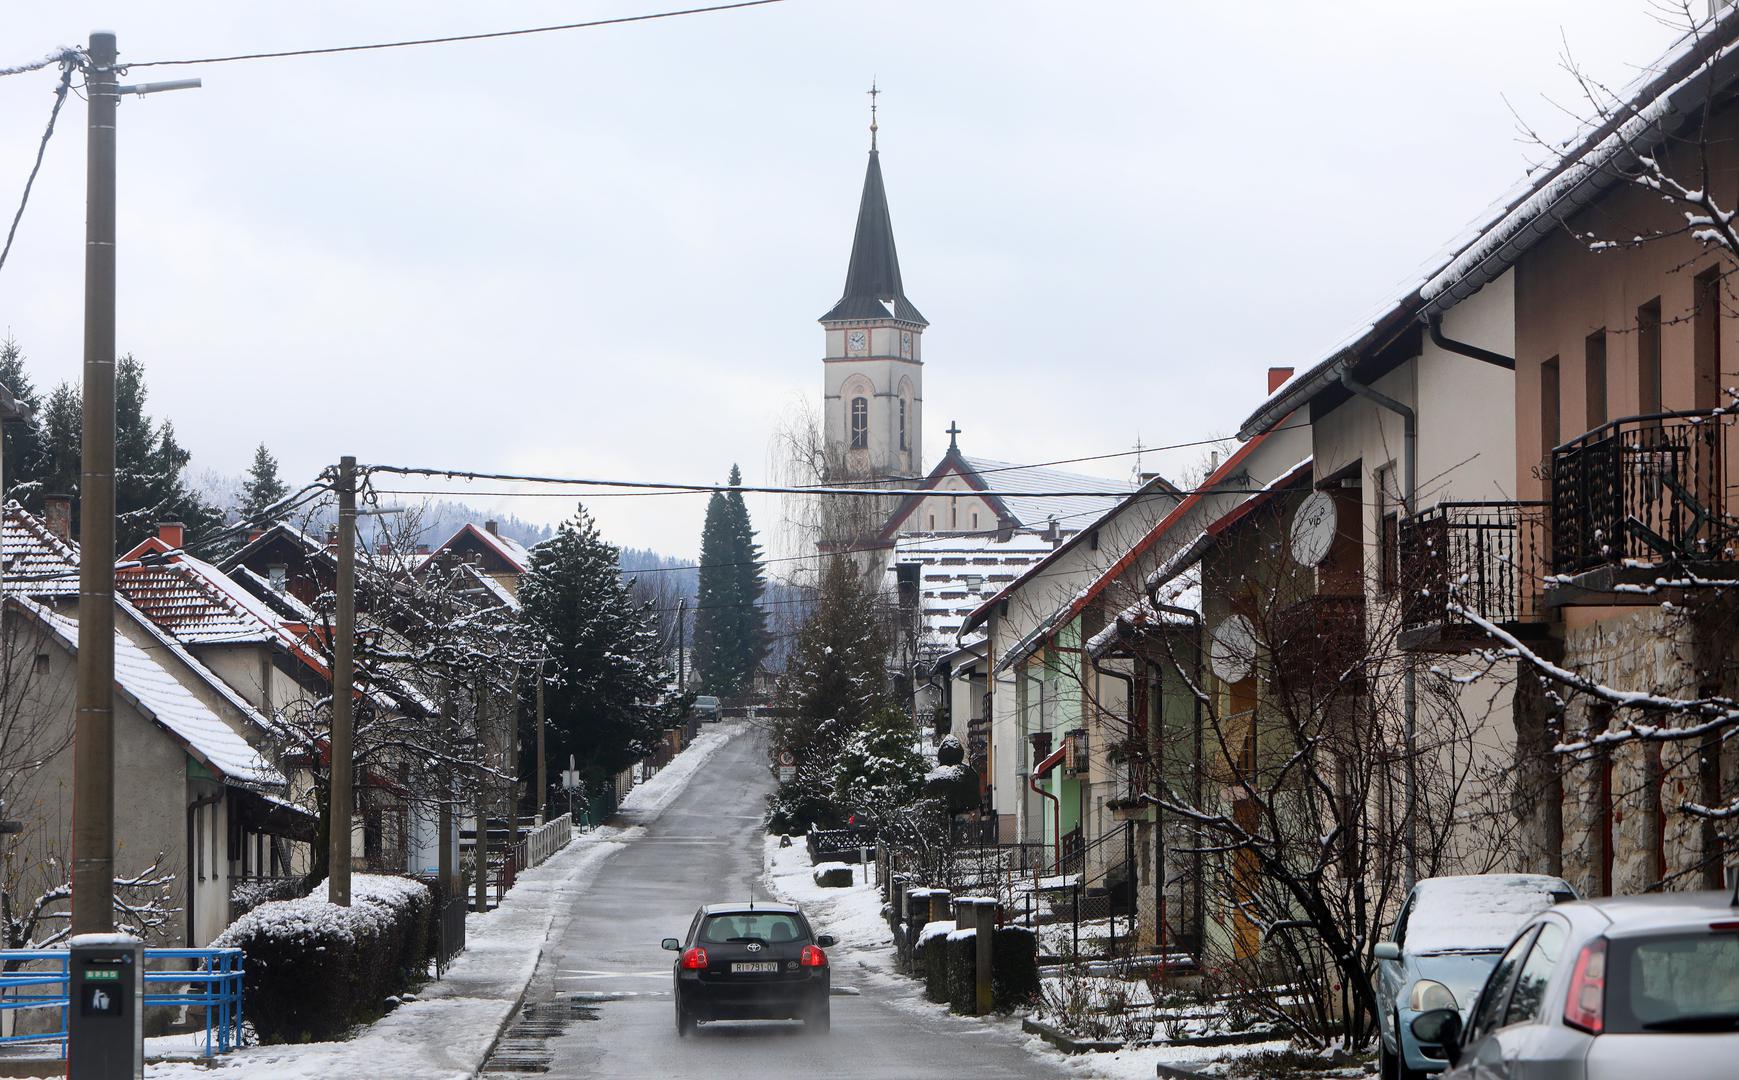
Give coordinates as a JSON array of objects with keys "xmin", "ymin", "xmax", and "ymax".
[{"xmin": 0, "ymin": 947, "xmax": 244, "ymax": 1059}]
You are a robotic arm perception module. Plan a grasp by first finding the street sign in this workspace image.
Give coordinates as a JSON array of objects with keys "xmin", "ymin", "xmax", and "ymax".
[
  {"xmin": 777, "ymin": 766, "xmax": 796, "ymax": 783},
  {"xmin": 777, "ymin": 749, "xmax": 796, "ymax": 768}
]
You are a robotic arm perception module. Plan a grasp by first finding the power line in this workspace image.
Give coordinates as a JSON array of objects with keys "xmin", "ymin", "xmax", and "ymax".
[
  {"xmin": 124, "ymin": 1, "xmax": 790, "ymax": 70},
  {"xmin": 0, "ymin": 48, "xmax": 81, "ymax": 79},
  {"xmin": 0, "ymin": 57, "xmax": 75, "ymax": 278}
]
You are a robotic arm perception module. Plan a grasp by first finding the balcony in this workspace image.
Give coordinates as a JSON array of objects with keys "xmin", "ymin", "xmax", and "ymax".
[
  {"xmin": 1398, "ymin": 501, "xmax": 1548, "ymax": 650},
  {"xmin": 1550, "ymin": 411, "xmax": 1737, "ymax": 599}
]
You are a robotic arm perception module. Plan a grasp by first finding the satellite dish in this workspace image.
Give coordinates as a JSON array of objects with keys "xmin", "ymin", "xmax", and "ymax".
[
  {"xmin": 1209, "ymin": 615, "xmax": 1256, "ymax": 684},
  {"xmin": 1289, "ymin": 490, "xmax": 1338, "ymax": 567}
]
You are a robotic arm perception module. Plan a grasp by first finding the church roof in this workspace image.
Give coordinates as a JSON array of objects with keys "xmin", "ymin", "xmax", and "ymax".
[
  {"xmin": 820, "ymin": 149, "xmax": 927, "ymax": 326},
  {"xmin": 959, "ymin": 456, "xmax": 1128, "ymax": 532}
]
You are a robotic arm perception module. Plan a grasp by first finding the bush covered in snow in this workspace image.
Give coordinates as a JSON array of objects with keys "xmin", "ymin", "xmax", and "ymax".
[
  {"xmin": 216, "ymin": 874, "xmax": 432, "ymax": 1043},
  {"xmin": 812, "ymin": 863, "xmax": 853, "ymax": 888},
  {"xmin": 229, "ymin": 876, "xmax": 307, "ymax": 919}
]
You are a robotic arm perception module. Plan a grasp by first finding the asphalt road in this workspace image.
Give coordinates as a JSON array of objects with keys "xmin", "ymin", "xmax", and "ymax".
[{"xmin": 481, "ymin": 725, "xmax": 1080, "ymax": 1079}]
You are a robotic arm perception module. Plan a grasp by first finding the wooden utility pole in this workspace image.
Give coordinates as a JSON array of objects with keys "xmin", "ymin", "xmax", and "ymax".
[
  {"xmin": 474, "ymin": 687, "xmax": 490, "ymax": 912},
  {"xmin": 328, "ymin": 455, "xmax": 357, "ymax": 906},
  {"xmin": 70, "ymin": 31, "xmax": 118, "ymax": 939},
  {"xmin": 676, "ymin": 597, "xmax": 686, "ymax": 691},
  {"xmin": 534, "ymin": 656, "xmax": 547, "ymax": 824}
]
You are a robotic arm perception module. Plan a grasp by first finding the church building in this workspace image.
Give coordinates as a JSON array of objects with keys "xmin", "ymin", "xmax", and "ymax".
[{"xmin": 814, "ymin": 104, "xmax": 1145, "ymax": 709}]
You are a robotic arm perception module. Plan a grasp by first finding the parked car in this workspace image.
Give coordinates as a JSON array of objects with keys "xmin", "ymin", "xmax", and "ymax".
[
  {"xmin": 662, "ymin": 901, "xmax": 834, "ymax": 1035},
  {"xmin": 1375, "ymin": 874, "xmax": 1576, "ymax": 1078},
  {"xmin": 1412, "ymin": 888, "xmax": 1739, "ymax": 1079}
]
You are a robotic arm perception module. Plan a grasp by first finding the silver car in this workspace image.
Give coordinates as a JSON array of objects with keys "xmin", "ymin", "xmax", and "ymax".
[{"xmin": 1412, "ymin": 889, "xmax": 1739, "ymax": 1079}]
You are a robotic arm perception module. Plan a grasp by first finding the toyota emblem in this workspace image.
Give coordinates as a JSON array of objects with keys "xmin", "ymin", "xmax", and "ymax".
[{"xmin": 746, "ymin": 942, "xmax": 762, "ymax": 952}]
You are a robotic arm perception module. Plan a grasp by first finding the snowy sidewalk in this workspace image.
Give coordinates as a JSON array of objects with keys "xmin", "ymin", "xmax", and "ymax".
[{"xmin": 147, "ymin": 723, "xmax": 740, "ymax": 1080}]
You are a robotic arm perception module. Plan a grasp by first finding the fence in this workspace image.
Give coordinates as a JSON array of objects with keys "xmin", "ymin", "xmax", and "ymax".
[
  {"xmin": 0, "ymin": 947, "xmax": 245, "ymax": 1059},
  {"xmin": 434, "ymin": 893, "xmax": 467, "ymax": 977},
  {"xmin": 1400, "ymin": 500, "xmax": 1549, "ymax": 638},
  {"xmin": 524, "ymin": 815, "xmax": 573, "ymax": 868}
]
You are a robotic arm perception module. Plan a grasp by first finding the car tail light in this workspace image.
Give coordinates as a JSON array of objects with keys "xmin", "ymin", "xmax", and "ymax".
[
  {"xmin": 681, "ymin": 947, "xmax": 708, "ymax": 970},
  {"xmin": 799, "ymin": 945, "xmax": 827, "ymax": 968},
  {"xmin": 1563, "ymin": 938, "xmax": 1606, "ymax": 1034},
  {"xmin": 1710, "ymin": 921, "xmax": 1739, "ymax": 932}
]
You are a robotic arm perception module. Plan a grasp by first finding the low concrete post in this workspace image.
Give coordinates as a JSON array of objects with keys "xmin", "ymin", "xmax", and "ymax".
[
  {"xmin": 974, "ymin": 898, "xmax": 996, "ymax": 1015},
  {"xmin": 955, "ymin": 899, "xmax": 976, "ymax": 931},
  {"xmin": 928, "ymin": 889, "xmax": 953, "ymax": 926}
]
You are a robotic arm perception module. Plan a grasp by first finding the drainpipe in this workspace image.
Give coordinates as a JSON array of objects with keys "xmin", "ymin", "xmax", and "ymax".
[
  {"xmin": 1338, "ymin": 368, "xmax": 1419, "ymax": 891},
  {"xmin": 1145, "ymin": 586, "xmax": 1205, "ymax": 962},
  {"xmin": 1428, "ymin": 315, "xmax": 1515, "ymax": 370}
]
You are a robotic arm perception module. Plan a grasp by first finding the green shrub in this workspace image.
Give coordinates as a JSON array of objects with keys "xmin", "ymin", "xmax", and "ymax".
[
  {"xmin": 216, "ymin": 874, "xmax": 432, "ymax": 1043},
  {"xmin": 945, "ymin": 930, "xmax": 976, "ymax": 1012},
  {"xmin": 917, "ymin": 922, "xmax": 953, "ymax": 1002}
]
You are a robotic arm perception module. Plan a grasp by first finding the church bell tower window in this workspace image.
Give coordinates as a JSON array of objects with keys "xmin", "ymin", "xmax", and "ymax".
[
  {"xmin": 850, "ymin": 397, "xmax": 869, "ymax": 450},
  {"xmin": 898, "ymin": 398, "xmax": 908, "ymax": 451}
]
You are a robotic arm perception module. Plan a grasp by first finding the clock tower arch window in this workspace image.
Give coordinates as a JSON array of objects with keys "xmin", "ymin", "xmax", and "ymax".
[
  {"xmin": 898, "ymin": 397, "xmax": 908, "ymax": 451},
  {"xmin": 850, "ymin": 397, "xmax": 869, "ymax": 450}
]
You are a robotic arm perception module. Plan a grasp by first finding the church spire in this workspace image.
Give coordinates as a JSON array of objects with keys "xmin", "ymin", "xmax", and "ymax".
[{"xmin": 819, "ymin": 89, "xmax": 926, "ymax": 327}]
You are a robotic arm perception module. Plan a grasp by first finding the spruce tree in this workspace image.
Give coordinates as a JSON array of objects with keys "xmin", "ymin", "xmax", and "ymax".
[
  {"xmin": 0, "ymin": 338, "xmax": 44, "ymax": 504},
  {"xmin": 519, "ymin": 504, "xmax": 670, "ymax": 787},
  {"xmin": 38, "ymin": 382, "xmax": 81, "ymax": 504},
  {"xmin": 765, "ymin": 555, "xmax": 892, "ymax": 831},
  {"xmin": 238, "ymin": 443, "xmax": 290, "ymax": 523},
  {"xmin": 692, "ymin": 464, "xmax": 767, "ymax": 698},
  {"xmin": 111, "ymin": 356, "xmax": 219, "ymax": 546}
]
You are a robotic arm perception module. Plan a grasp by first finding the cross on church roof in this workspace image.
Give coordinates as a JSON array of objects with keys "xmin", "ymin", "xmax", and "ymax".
[
  {"xmin": 946, "ymin": 420, "xmax": 961, "ymax": 451},
  {"xmin": 867, "ymin": 79, "xmax": 879, "ymax": 150}
]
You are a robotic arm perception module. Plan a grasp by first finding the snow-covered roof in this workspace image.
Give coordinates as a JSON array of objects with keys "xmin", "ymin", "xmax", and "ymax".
[
  {"xmin": 417, "ymin": 523, "xmax": 533, "ymax": 576},
  {"xmin": 2, "ymin": 502, "xmax": 79, "ymax": 596},
  {"xmin": 118, "ymin": 556, "xmax": 280, "ymax": 646},
  {"xmin": 17, "ymin": 597, "xmax": 282, "ymax": 787},
  {"xmin": 890, "ymin": 531, "xmax": 1057, "ymax": 644},
  {"xmin": 960, "ymin": 456, "xmax": 1130, "ymax": 532},
  {"xmin": 1084, "ymin": 597, "xmax": 1198, "ymax": 660}
]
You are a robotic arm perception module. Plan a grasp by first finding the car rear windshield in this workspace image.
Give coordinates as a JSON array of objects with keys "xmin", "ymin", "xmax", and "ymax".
[
  {"xmin": 1606, "ymin": 931, "xmax": 1739, "ymax": 1033},
  {"xmin": 698, "ymin": 913, "xmax": 805, "ymax": 945}
]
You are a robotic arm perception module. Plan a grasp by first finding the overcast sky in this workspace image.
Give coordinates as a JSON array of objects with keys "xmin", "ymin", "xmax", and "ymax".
[{"xmin": 0, "ymin": 1, "xmax": 1692, "ymax": 562}]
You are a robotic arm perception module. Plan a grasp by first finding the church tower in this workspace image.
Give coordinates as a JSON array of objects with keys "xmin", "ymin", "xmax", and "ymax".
[{"xmin": 820, "ymin": 93, "xmax": 926, "ymax": 482}]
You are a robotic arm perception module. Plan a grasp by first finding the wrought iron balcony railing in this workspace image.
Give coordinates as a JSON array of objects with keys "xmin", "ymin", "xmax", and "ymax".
[
  {"xmin": 1399, "ymin": 501, "xmax": 1548, "ymax": 640},
  {"xmin": 1551, "ymin": 411, "xmax": 1736, "ymax": 575}
]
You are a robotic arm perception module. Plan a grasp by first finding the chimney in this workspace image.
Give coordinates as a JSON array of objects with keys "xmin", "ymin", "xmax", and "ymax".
[
  {"xmin": 1268, "ymin": 366, "xmax": 1295, "ymax": 394},
  {"xmin": 484, "ymin": 520, "xmax": 499, "ymax": 537},
  {"xmin": 158, "ymin": 522, "xmax": 185, "ymax": 550},
  {"xmin": 248, "ymin": 528, "xmax": 265, "ymax": 543},
  {"xmin": 325, "ymin": 526, "xmax": 338, "ymax": 549},
  {"xmin": 44, "ymin": 494, "xmax": 72, "ymax": 542}
]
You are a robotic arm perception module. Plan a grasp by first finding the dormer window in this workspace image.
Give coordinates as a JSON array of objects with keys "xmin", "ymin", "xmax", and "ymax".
[
  {"xmin": 850, "ymin": 397, "xmax": 869, "ymax": 450},
  {"xmin": 268, "ymin": 564, "xmax": 288, "ymax": 592}
]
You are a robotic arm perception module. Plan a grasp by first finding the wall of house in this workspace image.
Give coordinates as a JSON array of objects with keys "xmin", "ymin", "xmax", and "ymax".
[{"xmin": 8, "ymin": 636, "xmax": 200, "ymax": 947}]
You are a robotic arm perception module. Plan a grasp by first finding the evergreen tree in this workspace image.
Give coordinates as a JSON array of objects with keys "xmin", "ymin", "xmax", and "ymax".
[
  {"xmin": 692, "ymin": 464, "xmax": 766, "ymax": 697},
  {"xmin": 38, "ymin": 382, "xmax": 81, "ymax": 504},
  {"xmin": 765, "ymin": 555, "xmax": 892, "ymax": 831},
  {"xmin": 832, "ymin": 705, "xmax": 926, "ymax": 827},
  {"xmin": 237, "ymin": 443, "xmax": 290, "ymax": 523},
  {"xmin": 0, "ymin": 338, "xmax": 44, "ymax": 504},
  {"xmin": 113, "ymin": 356, "xmax": 219, "ymax": 546},
  {"xmin": 519, "ymin": 504, "xmax": 670, "ymax": 788}
]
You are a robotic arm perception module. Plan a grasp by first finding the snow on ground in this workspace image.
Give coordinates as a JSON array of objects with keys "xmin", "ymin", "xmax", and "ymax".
[
  {"xmin": 617, "ymin": 722, "xmax": 738, "ymax": 815},
  {"xmin": 145, "ymin": 723, "xmax": 741, "ymax": 1080}
]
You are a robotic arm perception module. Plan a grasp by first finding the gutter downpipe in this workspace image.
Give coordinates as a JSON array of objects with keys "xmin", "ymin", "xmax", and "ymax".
[
  {"xmin": 1428, "ymin": 315, "xmax": 1515, "ymax": 370},
  {"xmin": 1338, "ymin": 368, "xmax": 1419, "ymax": 891},
  {"xmin": 1147, "ymin": 594, "xmax": 1203, "ymax": 973},
  {"xmin": 1029, "ymin": 747, "xmax": 1065, "ymax": 875}
]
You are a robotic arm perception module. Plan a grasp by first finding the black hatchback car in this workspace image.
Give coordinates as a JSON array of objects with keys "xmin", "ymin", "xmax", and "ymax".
[{"xmin": 662, "ymin": 902, "xmax": 834, "ymax": 1035}]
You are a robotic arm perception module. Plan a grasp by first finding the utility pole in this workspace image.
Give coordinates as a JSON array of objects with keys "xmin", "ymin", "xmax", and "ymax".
[
  {"xmin": 69, "ymin": 33, "xmax": 200, "ymax": 1079},
  {"xmin": 534, "ymin": 654, "xmax": 546, "ymax": 824},
  {"xmin": 438, "ymin": 683, "xmax": 455, "ymax": 899},
  {"xmin": 328, "ymin": 456, "xmax": 356, "ymax": 906},
  {"xmin": 71, "ymin": 29, "xmax": 119, "ymax": 946},
  {"xmin": 677, "ymin": 597, "xmax": 686, "ymax": 691},
  {"xmin": 474, "ymin": 687, "xmax": 491, "ymax": 912}
]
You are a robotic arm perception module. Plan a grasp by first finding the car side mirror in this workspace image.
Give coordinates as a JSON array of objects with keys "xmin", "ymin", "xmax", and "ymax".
[
  {"xmin": 1410, "ymin": 1009, "xmax": 1463, "ymax": 1066},
  {"xmin": 660, "ymin": 938, "xmax": 681, "ymax": 951},
  {"xmin": 1372, "ymin": 941, "xmax": 1401, "ymax": 961},
  {"xmin": 815, "ymin": 934, "xmax": 837, "ymax": 948}
]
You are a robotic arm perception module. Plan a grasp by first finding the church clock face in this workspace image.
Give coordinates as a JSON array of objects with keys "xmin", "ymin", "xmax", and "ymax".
[
  {"xmin": 847, "ymin": 330, "xmax": 868, "ymax": 356},
  {"xmin": 900, "ymin": 330, "xmax": 912, "ymax": 358}
]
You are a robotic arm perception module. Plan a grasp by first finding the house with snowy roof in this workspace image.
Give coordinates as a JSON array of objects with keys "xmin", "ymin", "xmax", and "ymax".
[
  {"xmin": 416, "ymin": 520, "xmax": 534, "ymax": 598},
  {"xmin": 1, "ymin": 504, "xmax": 307, "ymax": 948}
]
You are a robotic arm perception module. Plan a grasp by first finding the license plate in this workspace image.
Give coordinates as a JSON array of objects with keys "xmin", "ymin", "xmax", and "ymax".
[{"xmin": 731, "ymin": 962, "xmax": 778, "ymax": 973}]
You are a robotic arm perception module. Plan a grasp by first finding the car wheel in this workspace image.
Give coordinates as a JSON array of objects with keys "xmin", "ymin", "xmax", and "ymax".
[
  {"xmin": 804, "ymin": 1000, "xmax": 830, "ymax": 1034},
  {"xmin": 1389, "ymin": 1012, "xmax": 1427, "ymax": 1080},
  {"xmin": 1378, "ymin": 1039, "xmax": 1399, "ymax": 1080},
  {"xmin": 675, "ymin": 998, "xmax": 697, "ymax": 1037}
]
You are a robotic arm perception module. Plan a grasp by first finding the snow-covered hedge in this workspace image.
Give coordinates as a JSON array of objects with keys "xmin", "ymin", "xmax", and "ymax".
[{"xmin": 217, "ymin": 874, "xmax": 432, "ymax": 1043}]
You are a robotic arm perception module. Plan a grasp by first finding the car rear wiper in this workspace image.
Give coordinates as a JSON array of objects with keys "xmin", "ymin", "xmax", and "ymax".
[{"xmin": 1639, "ymin": 1013, "xmax": 1739, "ymax": 1032}]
